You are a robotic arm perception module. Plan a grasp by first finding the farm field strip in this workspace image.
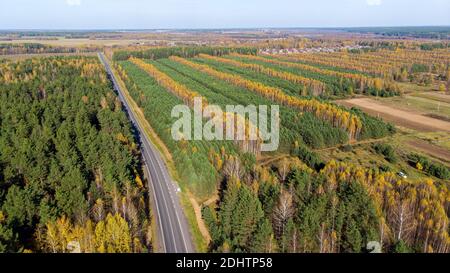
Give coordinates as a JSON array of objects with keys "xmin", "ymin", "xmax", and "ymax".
[
  {"xmin": 118, "ymin": 60, "xmax": 236, "ymax": 198},
  {"xmin": 130, "ymin": 57, "xmax": 262, "ymax": 155},
  {"xmin": 304, "ymin": 50, "xmax": 450, "ymax": 67},
  {"xmin": 337, "ymin": 98, "xmax": 450, "ymax": 132},
  {"xmin": 153, "ymin": 59, "xmax": 250, "ymax": 107},
  {"xmin": 183, "ymin": 54, "xmax": 397, "ymax": 142},
  {"xmin": 225, "ymin": 54, "xmax": 363, "ymax": 97},
  {"xmin": 313, "ymin": 52, "xmax": 422, "ymax": 67},
  {"xmin": 410, "ymin": 92, "xmax": 450, "ymax": 104},
  {"xmin": 286, "ymin": 53, "xmax": 391, "ymax": 74},
  {"xmin": 197, "ymin": 53, "xmax": 326, "ymax": 94},
  {"xmin": 376, "ymin": 95, "xmax": 450, "ymax": 119},
  {"xmin": 169, "ymin": 56, "xmax": 362, "ymax": 140},
  {"xmin": 278, "ymin": 53, "xmax": 391, "ymax": 76},
  {"xmin": 226, "ymin": 53, "xmax": 399, "ymax": 97},
  {"xmin": 192, "ymin": 55, "xmax": 305, "ymax": 98},
  {"xmin": 280, "ymin": 49, "xmax": 449, "ymax": 78},
  {"xmin": 153, "ymin": 58, "xmax": 346, "ymax": 149},
  {"xmin": 262, "ymin": 53, "xmax": 372, "ymax": 76},
  {"xmin": 229, "ymin": 53, "xmax": 378, "ymax": 83},
  {"xmin": 405, "ymin": 139, "xmax": 450, "ymax": 163},
  {"xmin": 364, "ymin": 49, "xmax": 450, "ymax": 63},
  {"xmin": 412, "ymin": 132, "xmax": 450, "ymax": 151},
  {"xmin": 130, "ymin": 57, "xmax": 202, "ymax": 107}
]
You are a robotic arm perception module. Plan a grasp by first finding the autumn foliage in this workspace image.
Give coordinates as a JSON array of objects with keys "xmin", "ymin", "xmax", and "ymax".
[
  {"xmin": 320, "ymin": 161, "xmax": 450, "ymax": 253},
  {"xmin": 278, "ymin": 48, "xmax": 450, "ymax": 83},
  {"xmin": 170, "ymin": 56, "xmax": 362, "ymax": 140},
  {"xmin": 0, "ymin": 57, "xmax": 107, "ymax": 85},
  {"xmin": 129, "ymin": 57, "xmax": 261, "ymax": 154},
  {"xmin": 130, "ymin": 57, "xmax": 204, "ymax": 108},
  {"xmin": 198, "ymin": 53, "xmax": 326, "ymax": 96},
  {"xmin": 0, "ymin": 57, "xmax": 150, "ymax": 253},
  {"xmin": 230, "ymin": 53, "xmax": 396, "ymax": 94},
  {"xmin": 206, "ymin": 156, "xmax": 450, "ymax": 253}
]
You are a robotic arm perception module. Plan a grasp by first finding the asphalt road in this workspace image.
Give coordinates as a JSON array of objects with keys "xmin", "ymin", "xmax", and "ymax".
[{"xmin": 98, "ymin": 53, "xmax": 194, "ymax": 253}]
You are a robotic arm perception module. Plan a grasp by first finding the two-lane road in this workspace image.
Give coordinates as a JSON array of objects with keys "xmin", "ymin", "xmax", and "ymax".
[{"xmin": 99, "ymin": 53, "xmax": 194, "ymax": 253}]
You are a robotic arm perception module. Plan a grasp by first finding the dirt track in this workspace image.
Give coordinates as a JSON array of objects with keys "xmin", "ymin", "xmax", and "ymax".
[
  {"xmin": 337, "ymin": 98, "xmax": 450, "ymax": 132},
  {"xmin": 415, "ymin": 92, "xmax": 450, "ymax": 104},
  {"xmin": 406, "ymin": 139, "xmax": 450, "ymax": 163}
]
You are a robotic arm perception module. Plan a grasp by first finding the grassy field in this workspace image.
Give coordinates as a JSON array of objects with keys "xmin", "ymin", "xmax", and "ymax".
[
  {"xmin": 375, "ymin": 93, "xmax": 450, "ymax": 120},
  {"xmin": 411, "ymin": 92, "xmax": 450, "ymax": 104},
  {"xmin": 338, "ymin": 97, "xmax": 450, "ymax": 132},
  {"xmin": 412, "ymin": 131, "xmax": 450, "ymax": 151},
  {"xmin": 399, "ymin": 131, "xmax": 450, "ymax": 164},
  {"xmin": 397, "ymin": 82, "xmax": 443, "ymax": 93},
  {"xmin": 335, "ymin": 79, "xmax": 450, "ymax": 167},
  {"xmin": 317, "ymin": 133, "xmax": 448, "ymax": 183}
]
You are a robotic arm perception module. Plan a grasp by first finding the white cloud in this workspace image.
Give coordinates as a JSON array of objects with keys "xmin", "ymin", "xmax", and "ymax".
[
  {"xmin": 66, "ymin": 0, "xmax": 81, "ymax": 6},
  {"xmin": 366, "ymin": 0, "xmax": 382, "ymax": 6}
]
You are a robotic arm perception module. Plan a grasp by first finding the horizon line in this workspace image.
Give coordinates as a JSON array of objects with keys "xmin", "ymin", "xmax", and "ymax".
[{"xmin": 1, "ymin": 25, "xmax": 450, "ymax": 32}]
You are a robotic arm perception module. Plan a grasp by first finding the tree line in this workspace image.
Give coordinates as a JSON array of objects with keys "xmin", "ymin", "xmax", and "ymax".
[
  {"xmin": 113, "ymin": 46, "xmax": 257, "ymax": 61},
  {"xmin": 0, "ymin": 43, "xmax": 100, "ymax": 55},
  {"xmin": 154, "ymin": 57, "xmax": 352, "ymax": 151},
  {"xmin": 203, "ymin": 156, "xmax": 449, "ymax": 253},
  {"xmin": 198, "ymin": 53, "xmax": 326, "ymax": 96},
  {"xmin": 0, "ymin": 57, "xmax": 151, "ymax": 252},
  {"xmin": 282, "ymin": 49, "xmax": 449, "ymax": 88},
  {"xmin": 169, "ymin": 56, "xmax": 363, "ymax": 140},
  {"xmin": 229, "ymin": 53, "xmax": 401, "ymax": 97},
  {"xmin": 129, "ymin": 57, "xmax": 262, "ymax": 155}
]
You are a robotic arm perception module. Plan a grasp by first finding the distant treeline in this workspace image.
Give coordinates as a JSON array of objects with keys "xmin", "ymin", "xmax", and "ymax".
[
  {"xmin": 419, "ymin": 42, "xmax": 450, "ymax": 51},
  {"xmin": 344, "ymin": 26, "xmax": 450, "ymax": 39},
  {"xmin": 0, "ymin": 31, "xmax": 100, "ymax": 37},
  {"xmin": 356, "ymin": 41, "xmax": 450, "ymax": 52},
  {"xmin": 113, "ymin": 46, "xmax": 257, "ymax": 61},
  {"xmin": 0, "ymin": 43, "xmax": 100, "ymax": 55}
]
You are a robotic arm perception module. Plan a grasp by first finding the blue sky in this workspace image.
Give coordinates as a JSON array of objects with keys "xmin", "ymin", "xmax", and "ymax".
[{"xmin": 0, "ymin": 0, "xmax": 449, "ymax": 29}]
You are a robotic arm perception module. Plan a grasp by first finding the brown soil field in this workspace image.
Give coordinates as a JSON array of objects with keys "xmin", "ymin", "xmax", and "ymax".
[
  {"xmin": 337, "ymin": 98, "xmax": 450, "ymax": 132},
  {"xmin": 406, "ymin": 139, "xmax": 450, "ymax": 164},
  {"xmin": 414, "ymin": 92, "xmax": 450, "ymax": 104}
]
